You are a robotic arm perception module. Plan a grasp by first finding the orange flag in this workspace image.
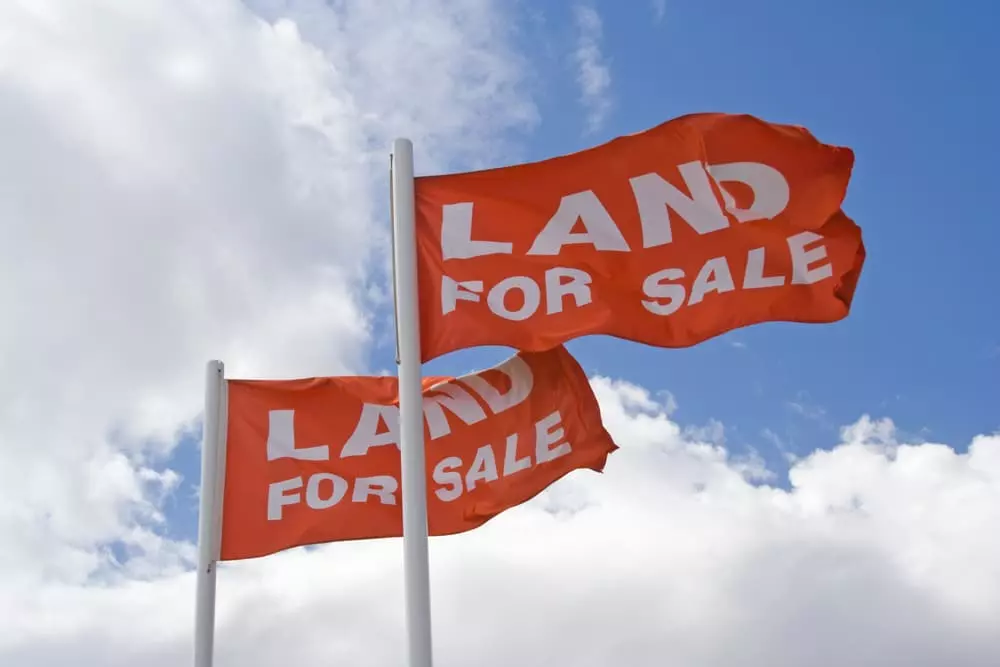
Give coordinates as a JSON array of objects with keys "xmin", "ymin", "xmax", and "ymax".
[
  {"xmin": 220, "ymin": 346, "xmax": 617, "ymax": 561},
  {"xmin": 414, "ymin": 112, "xmax": 865, "ymax": 362}
]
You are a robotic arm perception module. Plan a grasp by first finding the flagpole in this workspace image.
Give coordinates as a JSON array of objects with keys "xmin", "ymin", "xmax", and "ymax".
[
  {"xmin": 390, "ymin": 138, "xmax": 435, "ymax": 667},
  {"xmin": 195, "ymin": 360, "xmax": 227, "ymax": 667}
]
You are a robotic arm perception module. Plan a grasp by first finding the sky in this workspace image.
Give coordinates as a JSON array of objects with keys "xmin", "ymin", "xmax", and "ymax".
[{"xmin": 1, "ymin": 0, "xmax": 998, "ymax": 665}]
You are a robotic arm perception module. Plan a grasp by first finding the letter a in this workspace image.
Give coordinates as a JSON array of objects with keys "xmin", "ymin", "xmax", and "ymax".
[
  {"xmin": 527, "ymin": 190, "xmax": 629, "ymax": 255},
  {"xmin": 340, "ymin": 404, "xmax": 400, "ymax": 458}
]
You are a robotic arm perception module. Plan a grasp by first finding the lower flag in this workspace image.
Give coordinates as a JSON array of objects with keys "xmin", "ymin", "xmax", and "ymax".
[{"xmin": 219, "ymin": 345, "xmax": 618, "ymax": 560}]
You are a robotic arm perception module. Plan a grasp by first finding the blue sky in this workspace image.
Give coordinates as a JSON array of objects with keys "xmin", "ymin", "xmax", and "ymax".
[
  {"xmin": 416, "ymin": 0, "xmax": 998, "ymax": 455},
  {"xmin": 164, "ymin": 0, "xmax": 999, "ymax": 543}
]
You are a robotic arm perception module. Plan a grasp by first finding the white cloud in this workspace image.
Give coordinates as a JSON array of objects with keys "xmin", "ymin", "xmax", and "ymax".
[
  {"xmin": 0, "ymin": 0, "xmax": 534, "ymax": 591},
  {"xmin": 572, "ymin": 5, "xmax": 613, "ymax": 134},
  {"xmin": 2, "ymin": 378, "xmax": 999, "ymax": 665}
]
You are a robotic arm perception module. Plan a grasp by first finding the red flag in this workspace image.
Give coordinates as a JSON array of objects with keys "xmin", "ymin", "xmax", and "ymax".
[
  {"xmin": 220, "ymin": 347, "xmax": 616, "ymax": 561},
  {"xmin": 414, "ymin": 112, "xmax": 865, "ymax": 362}
]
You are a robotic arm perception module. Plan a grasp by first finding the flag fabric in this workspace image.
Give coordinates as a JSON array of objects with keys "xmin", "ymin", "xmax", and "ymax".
[
  {"xmin": 414, "ymin": 112, "xmax": 865, "ymax": 362},
  {"xmin": 220, "ymin": 346, "xmax": 617, "ymax": 561}
]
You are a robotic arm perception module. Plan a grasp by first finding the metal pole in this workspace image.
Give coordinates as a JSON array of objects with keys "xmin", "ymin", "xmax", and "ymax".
[
  {"xmin": 391, "ymin": 138, "xmax": 434, "ymax": 667},
  {"xmin": 194, "ymin": 360, "xmax": 226, "ymax": 667}
]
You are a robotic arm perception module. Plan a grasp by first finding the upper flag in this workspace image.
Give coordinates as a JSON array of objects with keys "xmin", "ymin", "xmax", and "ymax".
[
  {"xmin": 414, "ymin": 112, "xmax": 865, "ymax": 362},
  {"xmin": 220, "ymin": 346, "xmax": 617, "ymax": 561}
]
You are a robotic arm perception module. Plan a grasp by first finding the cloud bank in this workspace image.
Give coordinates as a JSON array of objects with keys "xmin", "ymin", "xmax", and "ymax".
[{"xmin": 2, "ymin": 378, "xmax": 998, "ymax": 666}]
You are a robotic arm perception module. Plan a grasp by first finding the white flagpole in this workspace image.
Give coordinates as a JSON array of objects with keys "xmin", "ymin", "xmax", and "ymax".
[
  {"xmin": 194, "ymin": 360, "xmax": 227, "ymax": 667},
  {"xmin": 390, "ymin": 138, "xmax": 435, "ymax": 667}
]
